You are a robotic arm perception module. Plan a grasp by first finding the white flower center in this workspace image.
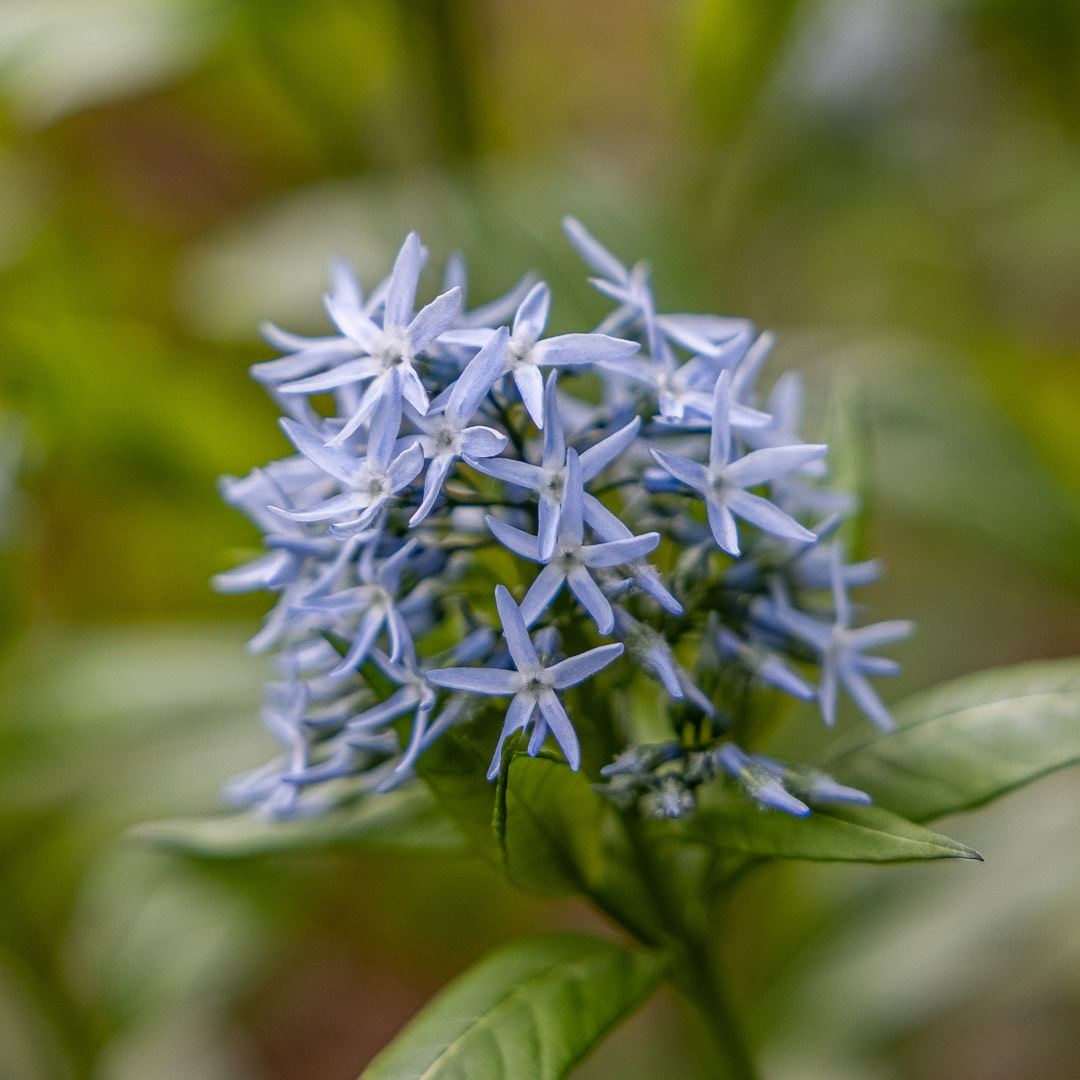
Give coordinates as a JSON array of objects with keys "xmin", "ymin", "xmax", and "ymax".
[
  {"xmin": 539, "ymin": 467, "xmax": 565, "ymax": 501},
  {"xmin": 377, "ymin": 327, "xmax": 413, "ymax": 368}
]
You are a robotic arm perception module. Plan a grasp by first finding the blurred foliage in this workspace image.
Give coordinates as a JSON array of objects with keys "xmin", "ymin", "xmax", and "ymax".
[{"xmin": 0, "ymin": 0, "xmax": 1078, "ymax": 1077}]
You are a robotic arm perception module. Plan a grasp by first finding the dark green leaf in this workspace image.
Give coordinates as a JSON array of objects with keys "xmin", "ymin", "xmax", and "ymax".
[
  {"xmin": 360, "ymin": 932, "xmax": 668, "ymax": 1080},
  {"xmin": 829, "ymin": 657, "xmax": 1080, "ymax": 823},
  {"xmin": 131, "ymin": 785, "xmax": 463, "ymax": 857},
  {"xmin": 499, "ymin": 754, "xmax": 607, "ymax": 896},
  {"xmin": 682, "ymin": 792, "xmax": 980, "ymax": 863}
]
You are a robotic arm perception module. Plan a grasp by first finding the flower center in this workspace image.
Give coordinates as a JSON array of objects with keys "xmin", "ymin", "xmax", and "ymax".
[
  {"xmin": 539, "ymin": 467, "xmax": 565, "ymax": 501},
  {"xmin": 378, "ymin": 328, "xmax": 413, "ymax": 368}
]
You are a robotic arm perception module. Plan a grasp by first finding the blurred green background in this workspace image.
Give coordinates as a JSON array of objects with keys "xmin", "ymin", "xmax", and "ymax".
[{"xmin": 1, "ymin": 1, "xmax": 1079, "ymax": 1077}]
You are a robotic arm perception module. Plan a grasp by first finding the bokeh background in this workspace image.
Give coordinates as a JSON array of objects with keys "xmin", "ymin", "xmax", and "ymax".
[{"xmin": 1, "ymin": 1, "xmax": 1080, "ymax": 1077}]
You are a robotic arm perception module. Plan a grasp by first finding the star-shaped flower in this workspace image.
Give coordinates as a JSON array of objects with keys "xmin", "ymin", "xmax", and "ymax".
[
  {"xmin": 753, "ymin": 546, "xmax": 914, "ymax": 730},
  {"xmin": 647, "ymin": 371, "xmax": 828, "ymax": 555},
  {"xmin": 485, "ymin": 450, "xmax": 661, "ymax": 634},
  {"xmin": 278, "ymin": 233, "xmax": 462, "ymax": 443},
  {"xmin": 407, "ymin": 327, "xmax": 509, "ymax": 525},
  {"xmin": 441, "ymin": 281, "xmax": 639, "ymax": 428},
  {"xmin": 467, "ymin": 372, "xmax": 642, "ymax": 561},
  {"xmin": 562, "ymin": 217, "xmax": 751, "ymax": 352},
  {"xmin": 427, "ymin": 586, "xmax": 623, "ymax": 778},
  {"xmin": 271, "ymin": 369, "xmax": 423, "ymax": 536}
]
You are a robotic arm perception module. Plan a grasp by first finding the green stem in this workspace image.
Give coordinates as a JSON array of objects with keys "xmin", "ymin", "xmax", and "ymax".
[
  {"xmin": 674, "ymin": 940, "xmax": 760, "ymax": 1080},
  {"xmin": 617, "ymin": 813, "xmax": 760, "ymax": 1080}
]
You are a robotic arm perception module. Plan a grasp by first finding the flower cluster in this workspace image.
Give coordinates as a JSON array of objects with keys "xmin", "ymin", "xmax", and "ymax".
[{"xmin": 218, "ymin": 221, "xmax": 912, "ymax": 819}]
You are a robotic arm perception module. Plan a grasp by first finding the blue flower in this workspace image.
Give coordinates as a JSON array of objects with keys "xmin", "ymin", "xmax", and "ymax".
[
  {"xmin": 407, "ymin": 327, "xmax": 510, "ymax": 524},
  {"xmin": 715, "ymin": 743, "xmax": 811, "ymax": 817},
  {"xmin": 295, "ymin": 534, "xmax": 427, "ymax": 676},
  {"xmin": 753, "ymin": 545, "xmax": 914, "ymax": 730},
  {"xmin": 647, "ymin": 370, "xmax": 827, "ymax": 555},
  {"xmin": 277, "ymin": 233, "xmax": 463, "ymax": 442},
  {"xmin": 468, "ymin": 371, "xmax": 642, "ymax": 561},
  {"xmin": 485, "ymin": 450, "xmax": 660, "ymax": 634},
  {"xmin": 270, "ymin": 369, "xmax": 424, "ymax": 536},
  {"xmin": 442, "ymin": 280, "xmax": 639, "ymax": 427},
  {"xmin": 716, "ymin": 626, "xmax": 815, "ymax": 701},
  {"xmin": 427, "ymin": 585, "xmax": 623, "ymax": 778},
  {"xmin": 562, "ymin": 217, "xmax": 751, "ymax": 352}
]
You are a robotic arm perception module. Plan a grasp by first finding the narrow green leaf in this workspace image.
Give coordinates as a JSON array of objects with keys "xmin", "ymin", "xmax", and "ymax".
[
  {"xmin": 131, "ymin": 785, "xmax": 463, "ymax": 857},
  {"xmin": 682, "ymin": 792, "xmax": 980, "ymax": 863},
  {"xmin": 500, "ymin": 755, "xmax": 607, "ymax": 896},
  {"xmin": 829, "ymin": 657, "xmax": 1080, "ymax": 824},
  {"xmin": 360, "ymin": 932, "xmax": 668, "ymax": 1080}
]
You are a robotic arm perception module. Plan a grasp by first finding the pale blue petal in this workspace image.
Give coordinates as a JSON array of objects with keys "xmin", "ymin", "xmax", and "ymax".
[
  {"xmin": 579, "ymin": 532, "xmax": 660, "ymax": 568},
  {"xmin": 540, "ymin": 373, "xmax": 564, "ymax": 462},
  {"xmin": 448, "ymin": 327, "xmax": 509, "ymax": 420},
  {"xmin": 324, "ymin": 293, "xmax": 381, "ymax": 348},
  {"xmin": 268, "ymin": 491, "xmax": 366, "ymax": 523},
  {"xmin": 399, "ymin": 364, "xmax": 430, "ymax": 415},
  {"xmin": 519, "ymin": 563, "xmax": 567, "ymax": 626},
  {"xmin": 486, "ymin": 694, "xmax": 536, "ymax": 779},
  {"xmin": 366, "ymin": 371, "xmax": 404, "ymax": 466},
  {"xmin": 251, "ymin": 346, "xmax": 357, "ymax": 385},
  {"xmin": 388, "ymin": 442, "xmax": 425, "ymax": 491},
  {"xmin": 536, "ymin": 690, "xmax": 581, "ymax": 770},
  {"xmin": 724, "ymin": 444, "xmax": 829, "ymax": 488},
  {"xmin": 485, "ymin": 515, "xmax": 541, "ymax": 561},
  {"xmin": 409, "ymin": 455, "xmax": 453, "ymax": 525},
  {"xmin": 514, "ymin": 365, "xmax": 545, "ymax": 428},
  {"xmin": 648, "ymin": 448, "xmax": 708, "ymax": 491},
  {"xmin": 567, "ymin": 565, "xmax": 614, "ymax": 634},
  {"xmin": 384, "ymin": 232, "xmax": 424, "ymax": 330},
  {"xmin": 537, "ymin": 495, "xmax": 560, "ymax": 564},
  {"xmin": 726, "ymin": 488, "xmax": 816, "ymax": 544},
  {"xmin": 560, "ymin": 450, "xmax": 584, "ymax": 543},
  {"xmin": 709, "ymin": 371, "xmax": 732, "ymax": 468},
  {"xmin": 846, "ymin": 620, "xmax": 915, "ymax": 650},
  {"xmin": 562, "ymin": 217, "xmax": 629, "ymax": 284},
  {"xmin": 706, "ymin": 499, "xmax": 740, "ymax": 554},
  {"xmin": 279, "ymin": 418, "xmax": 361, "ymax": 486},
  {"xmin": 547, "ymin": 643, "xmax": 623, "ymax": 690},
  {"xmin": 531, "ymin": 333, "xmax": 638, "ymax": 368},
  {"xmin": 329, "ymin": 607, "xmax": 385, "ymax": 677},
  {"xmin": 460, "ymin": 426, "xmax": 507, "ymax": 459},
  {"xmin": 409, "ymin": 286, "xmax": 463, "ymax": 351},
  {"xmin": 579, "ymin": 416, "xmax": 640, "ymax": 481},
  {"xmin": 427, "ymin": 666, "xmax": 519, "ymax": 695},
  {"xmin": 465, "ymin": 455, "xmax": 540, "ymax": 489},
  {"xmin": 840, "ymin": 667, "xmax": 896, "ymax": 731},
  {"xmin": 512, "ymin": 281, "xmax": 550, "ymax": 346},
  {"xmin": 495, "ymin": 584, "xmax": 540, "ymax": 669}
]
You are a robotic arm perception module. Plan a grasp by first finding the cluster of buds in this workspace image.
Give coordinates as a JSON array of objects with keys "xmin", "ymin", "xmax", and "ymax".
[{"xmin": 217, "ymin": 221, "xmax": 912, "ymax": 819}]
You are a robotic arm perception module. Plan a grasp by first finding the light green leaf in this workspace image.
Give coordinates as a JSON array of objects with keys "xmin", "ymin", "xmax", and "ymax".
[
  {"xmin": 499, "ymin": 754, "xmax": 607, "ymax": 897},
  {"xmin": 682, "ymin": 792, "xmax": 980, "ymax": 863},
  {"xmin": 829, "ymin": 657, "xmax": 1080, "ymax": 824},
  {"xmin": 131, "ymin": 785, "xmax": 463, "ymax": 856},
  {"xmin": 360, "ymin": 932, "xmax": 668, "ymax": 1080}
]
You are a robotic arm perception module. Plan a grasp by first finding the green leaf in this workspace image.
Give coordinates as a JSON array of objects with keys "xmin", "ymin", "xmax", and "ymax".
[
  {"xmin": 360, "ymin": 932, "xmax": 668, "ymax": 1080},
  {"xmin": 681, "ymin": 792, "xmax": 980, "ymax": 863},
  {"xmin": 499, "ymin": 755, "xmax": 607, "ymax": 897},
  {"xmin": 131, "ymin": 785, "xmax": 463, "ymax": 857},
  {"xmin": 828, "ymin": 657, "xmax": 1080, "ymax": 824}
]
